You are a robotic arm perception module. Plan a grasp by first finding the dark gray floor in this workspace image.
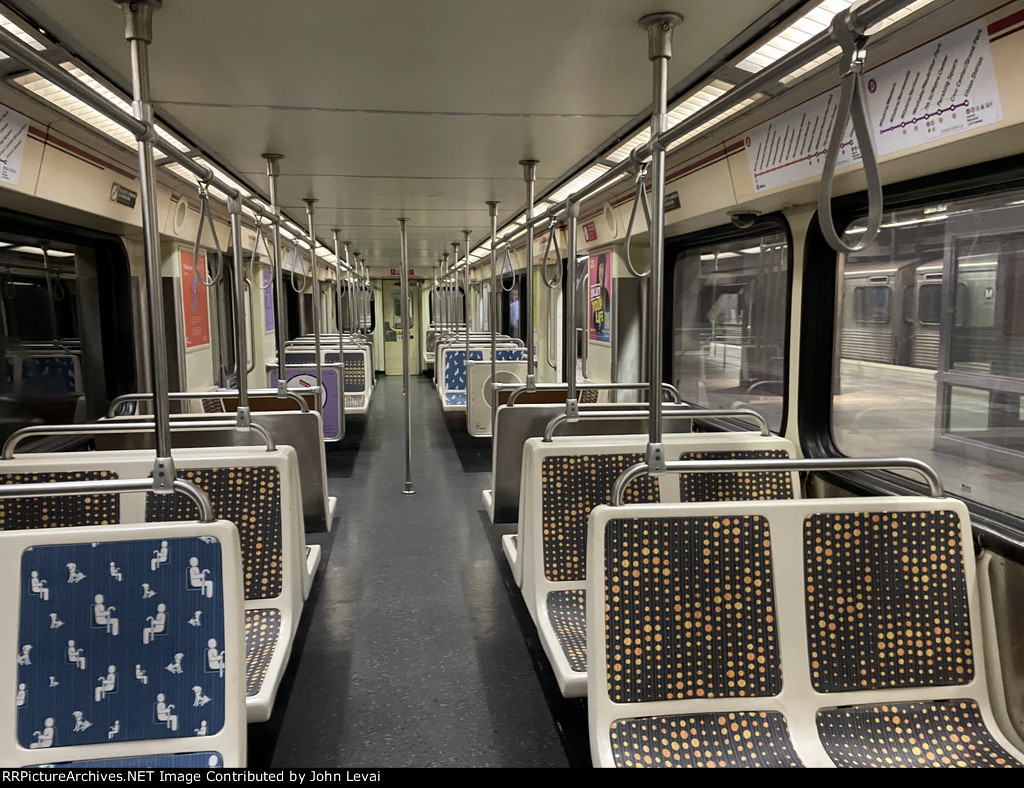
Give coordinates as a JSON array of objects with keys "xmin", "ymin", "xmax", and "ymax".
[{"xmin": 256, "ymin": 375, "xmax": 572, "ymax": 767}]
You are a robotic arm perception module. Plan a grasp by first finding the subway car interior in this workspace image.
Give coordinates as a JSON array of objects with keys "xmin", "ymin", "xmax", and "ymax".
[{"xmin": 0, "ymin": 0, "xmax": 1024, "ymax": 769}]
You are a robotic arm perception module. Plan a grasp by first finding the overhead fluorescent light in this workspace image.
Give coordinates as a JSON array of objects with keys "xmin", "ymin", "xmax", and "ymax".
[
  {"xmin": 548, "ymin": 163, "xmax": 612, "ymax": 204},
  {"xmin": 11, "ymin": 245, "xmax": 74, "ymax": 257},
  {"xmin": 0, "ymin": 13, "xmax": 47, "ymax": 61},
  {"xmin": 739, "ymin": 0, "xmax": 936, "ymax": 82}
]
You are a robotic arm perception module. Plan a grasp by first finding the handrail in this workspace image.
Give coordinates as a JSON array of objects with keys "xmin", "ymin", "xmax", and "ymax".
[
  {"xmin": 3, "ymin": 419, "xmax": 277, "ymax": 459},
  {"xmin": 817, "ymin": 8, "xmax": 884, "ymax": 254},
  {"xmin": 544, "ymin": 405, "xmax": 769, "ymax": 442},
  {"xmin": 502, "ymin": 381, "xmax": 683, "ymax": 406},
  {"xmin": 107, "ymin": 389, "xmax": 310, "ymax": 418},
  {"xmin": 244, "ymin": 278, "xmax": 257, "ymax": 375},
  {"xmin": 0, "ymin": 476, "xmax": 215, "ymax": 522},
  {"xmin": 611, "ymin": 456, "xmax": 944, "ymax": 505},
  {"xmin": 500, "ymin": 245, "xmax": 516, "ymax": 292}
]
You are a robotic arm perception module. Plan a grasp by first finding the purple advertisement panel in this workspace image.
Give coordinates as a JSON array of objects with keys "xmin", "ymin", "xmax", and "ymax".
[
  {"xmin": 270, "ymin": 366, "xmax": 341, "ymax": 439},
  {"xmin": 588, "ymin": 251, "xmax": 611, "ymax": 344},
  {"xmin": 263, "ymin": 270, "xmax": 275, "ymax": 332}
]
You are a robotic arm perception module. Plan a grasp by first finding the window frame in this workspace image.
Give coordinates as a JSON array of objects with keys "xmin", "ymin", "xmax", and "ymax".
[
  {"xmin": 799, "ymin": 152, "xmax": 1024, "ymax": 556},
  {"xmin": 664, "ymin": 212, "xmax": 794, "ymax": 436}
]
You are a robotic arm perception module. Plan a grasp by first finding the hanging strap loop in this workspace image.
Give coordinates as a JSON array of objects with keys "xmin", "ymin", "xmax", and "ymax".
[
  {"xmin": 818, "ymin": 10, "xmax": 884, "ymax": 255},
  {"xmin": 500, "ymin": 244, "xmax": 516, "ymax": 292},
  {"xmin": 245, "ymin": 215, "xmax": 273, "ymax": 291},
  {"xmin": 624, "ymin": 163, "xmax": 653, "ymax": 278},
  {"xmin": 541, "ymin": 220, "xmax": 563, "ymax": 289},
  {"xmin": 193, "ymin": 183, "xmax": 225, "ymax": 287}
]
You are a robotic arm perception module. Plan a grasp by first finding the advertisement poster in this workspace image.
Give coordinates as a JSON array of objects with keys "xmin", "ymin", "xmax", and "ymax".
[
  {"xmin": 588, "ymin": 252, "xmax": 611, "ymax": 344},
  {"xmin": 263, "ymin": 269, "xmax": 275, "ymax": 332},
  {"xmin": 180, "ymin": 249, "xmax": 210, "ymax": 349},
  {"xmin": 0, "ymin": 105, "xmax": 29, "ymax": 186}
]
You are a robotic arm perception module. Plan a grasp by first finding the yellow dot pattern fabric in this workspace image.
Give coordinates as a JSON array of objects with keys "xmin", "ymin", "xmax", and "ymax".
[
  {"xmin": 579, "ymin": 389, "xmax": 599, "ymax": 404},
  {"xmin": 244, "ymin": 608, "xmax": 281, "ymax": 697},
  {"xmin": 678, "ymin": 450, "xmax": 793, "ymax": 502},
  {"xmin": 604, "ymin": 516, "xmax": 780, "ymax": 704},
  {"xmin": 0, "ymin": 470, "xmax": 119, "ymax": 529},
  {"xmin": 343, "ymin": 353, "xmax": 365, "ymax": 393},
  {"xmin": 817, "ymin": 700, "xmax": 1022, "ymax": 767},
  {"xmin": 609, "ymin": 711, "xmax": 803, "ymax": 768},
  {"xmin": 146, "ymin": 467, "xmax": 283, "ymax": 600},
  {"xmin": 803, "ymin": 509, "xmax": 973, "ymax": 693},
  {"xmin": 540, "ymin": 453, "xmax": 659, "ymax": 582},
  {"xmin": 546, "ymin": 589, "xmax": 587, "ymax": 673}
]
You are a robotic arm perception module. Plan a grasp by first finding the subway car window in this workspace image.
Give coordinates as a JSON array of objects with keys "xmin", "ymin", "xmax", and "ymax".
[
  {"xmin": 834, "ymin": 190, "xmax": 1024, "ymax": 514},
  {"xmin": 0, "ymin": 230, "xmax": 133, "ymax": 441},
  {"xmin": 671, "ymin": 227, "xmax": 789, "ymax": 433}
]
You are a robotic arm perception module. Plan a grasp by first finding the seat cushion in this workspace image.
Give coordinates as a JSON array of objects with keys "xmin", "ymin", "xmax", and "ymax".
[
  {"xmin": 244, "ymin": 609, "xmax": 282, "ymax": 697},
  {"xmin": 547, "ymin": 590, "xmax": 586, "ymax": 673},
  {"xmin": 817, "ymin": 700, "xmax": 1022, "ymax": 768},
  {"xmin": 610, "ymin": 711, "xmax": 804, "ymax": 768}
]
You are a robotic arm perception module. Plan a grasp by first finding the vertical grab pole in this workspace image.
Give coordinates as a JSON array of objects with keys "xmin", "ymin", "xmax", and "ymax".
[
  {"xmin": 486, "ymin": 201, "xmax": 500, "ymax": 433},
  {"xmin": 520, "ymin": 159, "xmax": 538, "ymax": 390},
  {"xmin": 115, "ymin": 0, "xmax": 173, "ymax": 488},
  {"xmin": 442, "ymin": 252, "xmax": 451, "ymax": 338},
  {"xmin": 639, "ymin": 12, "xmax": 682, "ymax": 475},
  {"xmin": 398, "ymin": 218, "xmax": 415, "ymax": 494},
  {"xmin": 360, "ymin": 257, "xmax": 369, "ymax": 335},
  {"xmin": 227, "ymin": 197, "xmax": 251, "ymax": 424},
  {"xmin": 451, "ymin": 241, "xmax": 461, "ymax": 341},
  {"xmin": 263, "ymin": 154, "xmax": 289, "ymax": 394},
  {"xmin": 332, "ymin": 230, "xmax": 344, "ymax": 336},
  {"xmin": 564, "ymin": 200, "xmax": 580, "ymax": 420},
  {"xmin": 304, "ymin": 199, "xmax": 323, "ymax": 417},
  {"xmin": 462, "ymin": 230, "xmax": 472, "ymax": 361},
  {"xmin": 343, "ymin": 241, "xmax": 353, "ymax": 334}
]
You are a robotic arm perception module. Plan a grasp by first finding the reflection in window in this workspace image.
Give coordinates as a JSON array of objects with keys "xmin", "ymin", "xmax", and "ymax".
[
  {"xmin": 671, "ymin": 227, "xmax": 789, "ymax": 433},
  {"xmin": 833, "ymin": 191, "xmax": 1024, "ymax": 516}
]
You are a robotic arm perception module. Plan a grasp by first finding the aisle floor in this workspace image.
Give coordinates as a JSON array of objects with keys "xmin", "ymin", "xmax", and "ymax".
[{"xmin": 252, "ymin": 374, "xmax": 573, "ymax": 767}]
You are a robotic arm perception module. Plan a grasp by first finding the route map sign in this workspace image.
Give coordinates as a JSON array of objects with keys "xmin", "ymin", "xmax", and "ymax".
[{"xmin": 745, "ymin": 18, "xmax": 1002, "ymax": 193}]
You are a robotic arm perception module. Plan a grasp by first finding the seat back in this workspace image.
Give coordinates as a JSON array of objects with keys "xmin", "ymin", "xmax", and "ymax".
[
  {"xmin": 0, "ymin": 521, "xmax": 246, "ymax": 767},
  {"xmin": 0, "ymin": 447, "xmax": 305, "ymax": 617},
  {"xmin": 491, "ymin": 405, "xmax": 652, "ymax": 525},
  {"xmin": 587, "ymin": 496, "xmax": 1024, "ymax": 768}
]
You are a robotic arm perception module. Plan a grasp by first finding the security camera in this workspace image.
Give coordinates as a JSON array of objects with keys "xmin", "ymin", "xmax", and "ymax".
[{"xmin": 729, "ymin": 210, "xmax": 761, "ymax": 229}]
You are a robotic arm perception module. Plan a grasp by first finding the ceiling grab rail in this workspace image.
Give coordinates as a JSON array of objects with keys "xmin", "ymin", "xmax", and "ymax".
[
  {"xmin": 623, "ymin": 161, "xmax": 653, "ymax": 278},
  {"xmin": 540, "ymin": 219, "xmax": 563, "ymax": 289},
  {"xmin": 503, "ymin": 380, "xmax": 683, "ymax": 406},
  {"xmin": 192, "ymin": 182, "xmax": 226, "ymax": 287},
  {"xmin": 611, "ymin": 457, "xmax": 944, "ymax": 506},
  {"xmin": 818, "ymin": 5, "xmax": 884, "ymax": 254}
]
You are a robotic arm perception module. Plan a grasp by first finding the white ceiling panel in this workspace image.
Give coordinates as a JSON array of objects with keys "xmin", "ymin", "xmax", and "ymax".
[{"xmin": 6, "ymin": 0, "xmax": 796, "ymax": 267}]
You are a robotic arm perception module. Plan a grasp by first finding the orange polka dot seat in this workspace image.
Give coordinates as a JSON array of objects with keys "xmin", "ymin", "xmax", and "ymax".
[{"xmin": 586, "ymin": 496, "xmax": 1024, "ymax": 768}]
